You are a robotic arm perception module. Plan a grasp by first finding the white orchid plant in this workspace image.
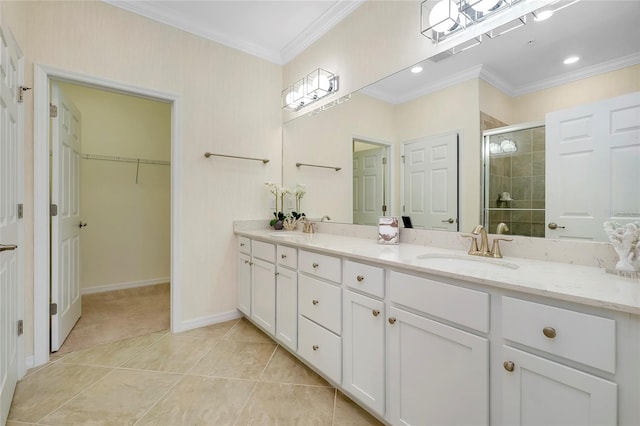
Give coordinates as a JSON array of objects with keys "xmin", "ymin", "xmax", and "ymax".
[{"xmin": 264, "ymin": 182, "xmax": 306, "ymax": 227}]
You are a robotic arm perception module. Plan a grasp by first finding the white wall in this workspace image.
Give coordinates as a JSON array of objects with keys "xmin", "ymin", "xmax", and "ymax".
[
  {"xmin": 2, "ymin": 0, "xmax": 282, "ymax": 358},
  {"xmin": 57, "ymin": 82, "xmax": 171, "ymax": 292}
]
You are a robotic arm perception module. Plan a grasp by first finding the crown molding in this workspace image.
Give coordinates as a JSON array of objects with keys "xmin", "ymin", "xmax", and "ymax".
[
  {"xmin": 280, "ymin": 0, "xmax": 366, "ymax": 64},
  {"xmin": 512, "ymin": 52, "xmax": 640, "ymax": 97}
]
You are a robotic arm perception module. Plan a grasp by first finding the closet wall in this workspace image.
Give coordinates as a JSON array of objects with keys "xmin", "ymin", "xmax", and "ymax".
[{"xmin": 58, "ymin": 82, "xmax": 171, "ymax": 293}]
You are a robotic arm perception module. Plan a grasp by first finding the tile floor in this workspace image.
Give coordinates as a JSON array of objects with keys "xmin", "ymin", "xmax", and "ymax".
[{"xmin": 8, "ymin": 318, "xmax": 383, "ymax": 425}]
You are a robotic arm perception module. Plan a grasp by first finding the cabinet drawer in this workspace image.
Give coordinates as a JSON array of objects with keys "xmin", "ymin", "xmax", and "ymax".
[
  {"xmin": 389, "ymin": 271, "xmax": 490, "ymax": 333},
  {"xmin": 252, "ymin": 240, "xmax": 275, "ymax": 262},
  {"xmin": 298, "ymin": 315, "xmax": 341, "ymax": 384},
  {"xmin": 237, "ymin": 236, "xmax": 250, "ymax": 254},
  {"xmin": 299, "ymin": 275, "xmax": 342, "ymax": 335},
  {"xmin": 299, "ymin": 250, "xmax": 341, "ymax": 283},
  {"xmin": 343, "ymin": 260, "xmax": 384, "ymax": 298},
  {"xmin": 277, "ymin": 245, "xmax": 297, "ymax": 269},
  {"xmin": 502, "ymin": 297, "xmax": 616, "ymax": 373}
]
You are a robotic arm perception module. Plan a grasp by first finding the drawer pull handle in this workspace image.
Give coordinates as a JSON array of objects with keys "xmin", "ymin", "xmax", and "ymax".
[
  {"xmin": 372, "ymin": 309, "xmax": 380, "ymax": 317},
  {"xmin": 312, "ymin": 299, "xmax": 319, "ymax": 305},
  {"xmin": 542, "ymin": 327, "xmax": 557, "ymax": 339},
  {"xmin": 356, "ymin": 275, "xmax": 364, "ymax": 282},
  {"xmin": 503, "ymin": 361, "xmax": 515, "ymax": 372},
  {"xmin": 388, "ymin": 317, "xmax": 396, "ymax": 325},
  {"xmin": 312, "ymin": 345, "xmax": 319, "ymax": 351},
  {"xmin": 312, "ymin": 262, "xmax": 319, "ymax": 269},
  {"xmin": 281, "ymin": 254, "xmax": 287, "ymax": 259}
]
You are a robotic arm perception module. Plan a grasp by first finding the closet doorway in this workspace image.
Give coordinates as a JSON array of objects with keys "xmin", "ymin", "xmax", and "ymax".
[{"xmin": 50, "ymin": 81, "xmax": 172, "ymax": 353}]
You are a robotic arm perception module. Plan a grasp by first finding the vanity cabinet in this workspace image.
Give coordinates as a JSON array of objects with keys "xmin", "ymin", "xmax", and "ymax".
[
  {"xmin": 250, "ymin": 241, "xmax": 276, "ymax": 336},
  {"xmin": 501, "ymin": 297, "xmax": 618, "ymax": 426},
  {"xmin": 237, "ymin": 237, "xmax": 252, "ymax": 316},
  {"xmin": 387, "ymin": 271, "xmax": 489, "ymax": 426},
  {"xmin": 276, "ymin": 245, "xmax": 298, "ymax": 351},
  {"xmin": 297, "ymin": 249, "xmax": 343, "ymax": 384},
  {"xmin": 343, "ymin": 289, "xmax": 385, "ymax": 416}
]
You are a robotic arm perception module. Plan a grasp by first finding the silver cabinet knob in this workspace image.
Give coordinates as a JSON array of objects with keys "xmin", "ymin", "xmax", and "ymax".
[
  {"xmin": 388, "ymin": 317, "xmax": 396, "ymax": 324},
  {"xmin": 543, "ymin": 327, "xmax": 557, "ymax": 338},
  {"xmin": 312, "ymin": 262, "xmax": 319, "ymax": 269},
  {"xmin": 312, "ymin": 345, "xmax": 319, "ymax": 351},
  {"xmin": 312, "ymin": 299, "xmax": 319, "ymax": 305},
  {"xmin": 548, "ymin": 222, "xmax": 565, "ymax": 230},
  {"xmin": 281, "ymin": 254, "xmax": 287, "ymax": 259},
  {"xmin": 503, "ymin": 361, "xmax": 515, "ymax": 372},
  {"xmin": 356, "ymin": 275, "xmax": 364, "ymax": 282},
  {"xmin": 78, "ymin": 222, "xmax": 87, "ymax": 228},
  {"xmin": 372, "ymin": 309, "xmax": 380, "ymax": 317}
]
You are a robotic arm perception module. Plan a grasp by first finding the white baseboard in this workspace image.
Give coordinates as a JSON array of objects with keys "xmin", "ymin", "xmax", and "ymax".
[
  {"xmin": 25, "ymin": 355, "xmax": 34, "ymax": 371},
  {"xmin": 81, "ymin": 277, "xmax": 170, "ymax": 295},
  {"xmin": 173, "ymin": 309, "xmax": 243, "ymax": 334}
]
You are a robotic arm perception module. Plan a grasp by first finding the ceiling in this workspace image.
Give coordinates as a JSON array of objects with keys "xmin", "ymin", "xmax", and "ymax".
[
  {"xmin": 362, "ymin": 0, "xmax": 640, "ymax": 103},
  {"xmin": 104, "ymin": 0, "xmax": 365, "ymax": 65}
]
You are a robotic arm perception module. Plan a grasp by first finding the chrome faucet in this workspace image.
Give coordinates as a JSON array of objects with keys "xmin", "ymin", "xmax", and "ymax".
[
  {"xmin": 464, "ymin": 224, "xmax": 512, "ymax": 258},
  {"xmin": 471, "ymin": 225, "xmax": 491, "ymax": 256},
  {"xmin": 300, "ymin": 217, "xmax": 315, "ymax": 234},
  {"xmin": 496, "ymin": 222, "xmax": 510, "ymax": 235},
  {"xmin": 321, "ymin": 215, "xmax": 331, "ymax": 222}
]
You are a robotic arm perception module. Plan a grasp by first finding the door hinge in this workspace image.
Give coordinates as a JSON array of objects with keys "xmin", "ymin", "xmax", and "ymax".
[
  {"xmin": 401, "ymin": 155, "xmax": 405, "ymax": 164},
  {"xmin": 17, "ymin": 320, "xmax": 23, "ymax": 336},
  {"xmin": 17, "ymin": 203, "xmax": 23, "ymax": 219},
  {"xmin": 18, "ymin": 86, "xmax": 31, "ymax": 103},
  {"xmin": 403, "ymin": 205, "xmax": 406, "ymax": 213},
  {"xmin": 50, "ymin": 204, "xmax": 58, "ymax": 217},
  {"xmin": 50, "ymin": 303, "xmax": 58, "ymax": 316},
  {"xmin": 382, "ymin": 157, "xmax": 387, "ymax": 165},
  {"xmin": 49, "ymin": 103, "xmax": 58, "ymax": 118}
]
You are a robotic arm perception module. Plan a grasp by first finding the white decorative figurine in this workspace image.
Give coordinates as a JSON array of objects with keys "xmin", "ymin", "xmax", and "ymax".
[{"xmin": 604, "ymin": 221, "xmax": 640, "ymax": 273}]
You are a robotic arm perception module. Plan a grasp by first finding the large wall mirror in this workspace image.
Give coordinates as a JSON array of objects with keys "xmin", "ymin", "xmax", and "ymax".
[{"xmin": 282, "ymin": 0, "xmax": 639, "ymax": 240}]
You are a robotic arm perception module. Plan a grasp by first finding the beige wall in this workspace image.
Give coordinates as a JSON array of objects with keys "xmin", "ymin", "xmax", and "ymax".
[
  {"xmin": 2, "ymin": 0, "xmax": 282, "ymax": 358},
  {"xmin": 57, "ymin": 82, "xmax": 171, "ymax": 291}
]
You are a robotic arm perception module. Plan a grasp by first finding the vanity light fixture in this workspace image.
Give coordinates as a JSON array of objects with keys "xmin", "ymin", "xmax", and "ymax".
[
  {"xmin": 421, "ymin": 0, "xmax": 522, "ymax": 43},
  {"xmin": 489, "ymin": 139, "xmax": 517, "ymax": 155},
  {"xmin": 282, "ymin": 68, "xmax": 339, "ymax": 111}
]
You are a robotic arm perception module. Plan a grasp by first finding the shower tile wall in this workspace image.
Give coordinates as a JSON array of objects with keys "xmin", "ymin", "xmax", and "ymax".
[{"xmin": 488, "ymin": 126, "xmax": 545, "ymax": 238}]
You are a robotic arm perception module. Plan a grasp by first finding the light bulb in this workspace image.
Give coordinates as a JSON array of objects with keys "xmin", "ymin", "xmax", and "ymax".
[
  {"xmin": 470, "ymin": 0, "xmax": 502, "ymax": 14},
  {"xmin": 429, "ymin": 0, "xmax": 460, "ymax": 33},
  {"xmin": 310, "ymin": 74, "xmax": 331, "ymax": 93}
]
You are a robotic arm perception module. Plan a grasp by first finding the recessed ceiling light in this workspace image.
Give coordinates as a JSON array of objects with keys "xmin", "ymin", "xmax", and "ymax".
[
  {"xmin": 563, "ymin": 56, "xmax": 580, "ymax": 65},
  {"xmin": 411, "ymin": 66, "xmax": 423, "ymax": 74},
  {"xmin": 534, "ymin": 9, "xmax": 553, "ymax": 21}
]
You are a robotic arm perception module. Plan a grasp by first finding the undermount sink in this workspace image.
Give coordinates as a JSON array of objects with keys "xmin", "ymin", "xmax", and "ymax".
[
  {"xmin": 416, "ymin": 253, "xmax": 519, "ymax": 270},
  {"xmin": 269, "ymin": 231, "xmax": 305, "ymax": 238}
]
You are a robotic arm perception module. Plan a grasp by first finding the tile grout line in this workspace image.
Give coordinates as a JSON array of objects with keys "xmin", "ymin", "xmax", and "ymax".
[
  {"xmin": 331, "ymin": 388, "xmax": 338, "ymax": 426},
  {"xmin": 230, "ymin": 340, "xmax": 280, "ymax": 426}
]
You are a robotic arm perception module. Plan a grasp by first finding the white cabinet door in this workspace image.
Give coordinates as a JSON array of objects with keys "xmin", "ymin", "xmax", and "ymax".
[
  {"xmin": 343, "ymin": 290, "xmax": 385, "ymax": 416},
  {"xmin": 251, "ymin": 258, "xmax": 276, "ymax": 335},
  {"xmin": 387, "ymin": 306, "xmax": 489, "ymax": 426},
  {"xmin": 276, "ymin": 265, "xmax": 297, "ymax": 351},
  {"xmin": 502, "ymin": 346, "xmax": 617, "ymax": 426},
  {"xmin": 237, "ymin": 253, "xmax": 251, "ymax": 316}
]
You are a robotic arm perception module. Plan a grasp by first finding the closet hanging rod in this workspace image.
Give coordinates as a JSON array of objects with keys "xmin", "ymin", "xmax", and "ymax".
[
  {"xmin": 296, "ymin": 162, "xmax": 341, "ymax": 171},
  {"xmin": 81, "ymin": 153, "xmax": 170, "ymax": 166},
  {"xmin": 204, "ymin": 152, "xmax": 269, "ymax": 164}
]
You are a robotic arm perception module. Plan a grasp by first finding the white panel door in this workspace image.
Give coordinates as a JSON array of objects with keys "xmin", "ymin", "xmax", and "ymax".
[
  {"xmin": 387, "ymin": 307, "xmax": 489, "ymax": 426},
  {"xmin": 275, "ymin": 265, "xmax": 297, "ymax": 351},
  {"xmin": 546, "ymin": 92, "xmax": 640, "ymax": 240},
  {"xmin": 0, "ymin": 23, "xmax": 23, "ymax": 426},
  {"xmin": 502, "ymin": 346, "xmax": 617, "ymax": 426},
  {"xmin": 403, "ymin": 133, "xmax": 458, "ymax": 230},
  {"xmin": 51, "ymin": 82, "xmax": 82, "ymax": 352},
  {"xmin": 353, "ymin": 147, "xmax": 385, "ymax": 225}
]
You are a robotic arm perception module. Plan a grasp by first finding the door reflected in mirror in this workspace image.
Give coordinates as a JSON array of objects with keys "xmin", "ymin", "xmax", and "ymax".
[{"xmin": 353, "ymin": 140, "xmax": 390, "ymax": 225}]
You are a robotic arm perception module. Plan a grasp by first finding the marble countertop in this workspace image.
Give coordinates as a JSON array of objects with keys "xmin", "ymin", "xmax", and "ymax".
[{"xmin": 236, "ymin": 228, "xmax": 640, "ymax": 315}]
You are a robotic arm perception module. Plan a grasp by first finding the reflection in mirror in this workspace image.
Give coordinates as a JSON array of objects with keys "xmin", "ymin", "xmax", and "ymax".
[
  {"xmin": 353, "ymin": 140, "xmax": 390, "ymax": 225},
  {"xmin": 483, "ymin": 123, "xmax": 545, "ymax": 238},
  {"xmin": 282, "ymin": 0, "xmax": 640, "ymax": 237}
]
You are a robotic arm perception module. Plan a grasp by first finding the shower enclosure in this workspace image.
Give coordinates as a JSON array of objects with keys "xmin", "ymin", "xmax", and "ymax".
[{"xmin": 482, "ymin": 122, "xmax": 545, "ymax": 238}]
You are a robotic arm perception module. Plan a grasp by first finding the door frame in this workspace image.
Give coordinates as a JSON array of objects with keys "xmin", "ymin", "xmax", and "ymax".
[{"xmin": 33, "ymin": 64, "xmax": 182, "ymax": 366}]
